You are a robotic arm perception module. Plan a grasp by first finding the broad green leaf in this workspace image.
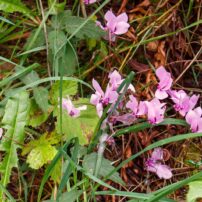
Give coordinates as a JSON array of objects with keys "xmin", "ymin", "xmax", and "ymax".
[
  {"xmin": 24, "ymin": 28, "xmax": 46, "ymax": 50},
  {"xmin": 24, "ymin": 134, "xmax": 58, "ymax": 169},
  {"xmin": 64, "ymin": 16, "xmax": 105, "ymax": 39},
  {"xmin": 49, "ymin": 80, "xmax": 78, "ymax": 105},
  {"xmin": 0, "ymin": 0, "xmax": 32, "ymax": 16},
  {"xmin": 0, "ymin": 91, "xmax": 30, "ymax": 195},
  {"xmin": 27, "ymin": 144, "xmax": 57, "ymax": 169},
  {"xmin": 33, "ymin": 87, "xmax": 49, "ymax": 112},
  {"xmin": 48, "ymin": 30, "xmax": 66, "ymax": 57},
  {"xmin": 60, "ymin": 42, "xmax": 77, "ymax": 75},
  {"xmin": 55, "ymin": 98, "xmax": 99, "ymax": 145},
  {"xmin": 44, "ymin": 189, "xmax": 82, "ymax": 202},
  {"xmin": 28, "ymin": 99, "xmax": 49, "ymax": 127},
  {"xmin": 48, "ymin": 30, "xmax": 77, "ymax": 75},
  {"xmin": 187, "ymin": 181, "xmax": 202, "ymax": 202},
  {"xmin": 59, "ymin": 189, "xmax": 82, "ymax": 202},
  {"xmin": 48, "ymin": 0, "xmax": 66, "ymax": 15},
  {"xmin": 83, "ymin": 152, "xmax": 125, "ymax": 185},
  {"xmin": 51, "ymin": 10, "xmax": 105, "ymax": 39}
]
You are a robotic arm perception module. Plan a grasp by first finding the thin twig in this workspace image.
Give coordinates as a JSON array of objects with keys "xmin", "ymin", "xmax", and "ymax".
[
  {"xmin": 38, "ymin": 0, "xmax": 52, "ymax": 82},
  {"xmin": 174, "ymin": 45, "xmax": 202, "ymax": 83}
]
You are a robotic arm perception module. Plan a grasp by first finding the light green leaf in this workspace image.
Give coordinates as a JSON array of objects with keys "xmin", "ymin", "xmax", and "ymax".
[
  {"xmin": 33, "ymin": 87, "xmax": 49, "ymax": 112},
  {"xmin": 55, "ymin": 98, "xmax": 98, "ymax": 145},
  {"xmin": 50, "ymin": 80, "xmax": 78, "ymax": 105},
  {"xmin": 83, "ymin": 152, "xmax": 125, "ymax": 186},
  {"xmin": 25, "ymin": 135, "xmax": 58, "ymax": 169},
  {"xmin": 187, "ymin": 181, "xmax": 202, "ymax": 202},
  {"xmin": 0, "ymin": 91, "xmax": 30, "ymax": 195},
  {"xmin": 0, "ymin": 0, "xmax": 33, "ymax": 20}
]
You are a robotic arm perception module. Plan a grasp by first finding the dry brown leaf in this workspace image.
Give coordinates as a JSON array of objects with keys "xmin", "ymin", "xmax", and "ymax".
[
  {"xmin": 154, "ymin": 41, "xmax": 166, "ymax": 67},
  {"xmin": 128, "ymin": 59, "xmax": 149, "ymax": 72}
]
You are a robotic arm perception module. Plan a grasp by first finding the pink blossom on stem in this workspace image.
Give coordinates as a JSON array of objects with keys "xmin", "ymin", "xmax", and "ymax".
[
  {"xmin": 144, "ymin": 98, "xmax": 166, "ymax": 124},
  {"xmin": 155, "ymin": 66, "xmax": 173, "ymax": 100},
  {"xmin": 84, "ymin": 0, "xmax": 97, "ymax": 4},
  {"xmin": 108, "ymin": 70, "xmax": 135, "ymax": 92},
  {"xmin": 97, "ymin": 10, "xmax": 130, "ymax": 41},
  {"xmin": 169, "ymin": 90, "xmax": 199, "ymax": 116},
  {"xmin": 185, "ymin": 107, "xmax": 202, "ymax": 133},
  {"xmin": 62, "ymin": 97, "xmax": 87, "ymax": 118},
  {"xmin": 146, "ymin": 148, "xmax": 172, "ymax": 179},
  {"xmin": 126, "ymin": 95, "xmax": 146, "ymax": 116},
  {"xmin": 90, "ymin": 79, "xmax": 118, "ymax": 117}
]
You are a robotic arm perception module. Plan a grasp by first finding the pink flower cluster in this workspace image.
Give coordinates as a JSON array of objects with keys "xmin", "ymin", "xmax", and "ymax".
[
  {"xmin": 90, "ymin": 70, "xmax": 167, "ymax": 125},
  {"xmin": 154, "ymin": 66, "xmax": 200, "ymax": 133},
  {"xmin": 90, "ymin": 67, "xmax": 200, "ymax": 179}
]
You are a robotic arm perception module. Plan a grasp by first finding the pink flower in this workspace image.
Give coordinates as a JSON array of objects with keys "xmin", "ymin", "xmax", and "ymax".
[
  {"xmin": 155, "ymin": 66, "xmax": 173, "ymax": 100},
  {"xmin": 144, "ymin": 98, "xmax": 166, "ymax": 124},
  {"xmin": 84, "ymin": 0, "xmax": 97, "ymax": 4},
  {"xmin": 185, "ymin": 107, "xmax": 202, "ymax": 133},
  {"xmin": 90, "ymin": 79, "xmax": 118, "ymax": 117},
  {"xmin": 108, "ymin": 70, "xmax": 135, "ymax": 92},
  {"xmin": 126, "ymin": 95, "xmax": 146, "ymax": 116},
  {"xmin": 169, "ymin": 90, "xmax": 199, "ymax": 116},
  {"xmin": 62, "ymin": 97, "xmax": 87, "ymax": 118},
  {"xmin": 97, "ymin": 10, "xmax": 130, "ymax": 41},
  {"xmin": 146, "ymin": 148, "xmax": 172, "ymax": 179}
]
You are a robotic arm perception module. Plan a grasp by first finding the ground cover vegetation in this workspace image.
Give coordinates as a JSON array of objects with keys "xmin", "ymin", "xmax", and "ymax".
[{"xmin": 0, "ymin": 0, "xmax": 202, "ymax": 201}]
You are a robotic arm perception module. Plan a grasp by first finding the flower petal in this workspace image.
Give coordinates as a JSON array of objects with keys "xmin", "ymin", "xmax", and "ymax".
[
  {"xmin": 114, "ymin": 21, "xmax": 130, "ymax": 35},
  {"xmin": 155, "ymin": 89, "xmax": 168, "ymax": 100},
  {"xmin": 155, "ymin": 164, "xmax": 172, "ymax": 179},
  {"xmin": 92, "ymin": 79, "xmax": 104, "ymax": 96}
]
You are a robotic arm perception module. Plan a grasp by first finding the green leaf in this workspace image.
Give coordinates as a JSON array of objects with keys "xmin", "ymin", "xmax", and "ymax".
[
  {"xmin": 48, "ymin": 30, "xmax": 77, "ymax": 75},
  {"xmin": 83, "ymin": 152, "xmax": 125, "ymax": 185},
  {"xmin": 33, "ymin": 87, "xmax": 49, "ymax": 112},
  {"xmin": 0, "ymin": 91, "xmax": 30, "ymax": 194},
  {"xmin": 55, "ymin": 98, "xmax": 99, "ymax": 145},
  {"xmin": 65, "ymin": 16, "xmax": 105, "ymax": 39},
  {"xmin": 44, "ymin": 189, "xmax": 82, "ymax": 202},
  {"xmin": 48, "ymin": 0, "xmax": 66, "ymax": 15},
  {"xmin": 24, "ymin": 28, "xmax": 46, "ymax": 50},
  {"xmin": 28, "ymin": 99, "xmax": 49, "ymax": 127},
  {"xmin": 50, "ymin": 80, "xmax": 78, "ymax": 105},
  {"xmin": 48, "ymin": 30, "xmax": 66, "ymax": 57},
  {"xmin": 51, "ymin": 10, "xmax": 105, "ymax": 39},
  {"xmin": 59, "ymin": 189, "xmax": 82, "ymax": 202},
  {"xmin": 0, "ymin": 0, "xmax": 32, "ymax": 15},
  {"xmin": 60, "ymin": 42, "xmax": 77, "ymax": 75},
  {"xmin": 24, "ymin": 135, "xmax": 58, "ymax": 169},
  {"xmin": 187, "ymin": 181, "xmax": 202, "ymax": 202},
  {"xmin": 50, "ymin": 159, "xmax": 61, "ymax": 183}
]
